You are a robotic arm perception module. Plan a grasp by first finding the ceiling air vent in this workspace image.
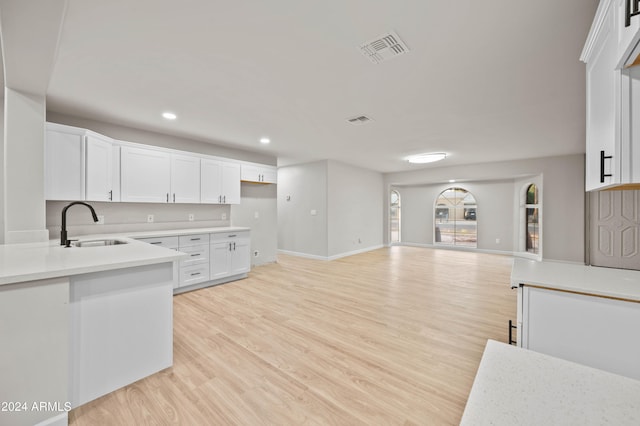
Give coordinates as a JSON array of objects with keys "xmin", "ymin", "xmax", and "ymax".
[
  {"xmin": 359, "ymin": 31, "xmax": 409, "ymax": 64},
  {"xmin": 347, "ymin": 115, "xmax": 373, "ymax": 125}
]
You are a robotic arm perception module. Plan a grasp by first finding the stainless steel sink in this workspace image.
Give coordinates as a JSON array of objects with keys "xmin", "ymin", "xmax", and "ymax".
[{"xmin": 72, "ymin": 239, "xmax": 128, "ymax": 247}]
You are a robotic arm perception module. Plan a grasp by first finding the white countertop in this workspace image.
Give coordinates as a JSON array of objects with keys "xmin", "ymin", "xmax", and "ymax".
[
  {"xmin": 511, "ymin": 258, "xmax": 640, "ymax": 301},
  {"xmin": 0, "ymin": 226, "xmax": 250, "ymax": 286},
  {"xmin": 461, "ymin": 340, "xmax": 640, "ymax": 425}
]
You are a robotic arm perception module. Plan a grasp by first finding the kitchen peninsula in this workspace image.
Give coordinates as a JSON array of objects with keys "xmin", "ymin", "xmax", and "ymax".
[{"xmin": 0, "ymin": 237, "xmax": 185, "ymax": 426}]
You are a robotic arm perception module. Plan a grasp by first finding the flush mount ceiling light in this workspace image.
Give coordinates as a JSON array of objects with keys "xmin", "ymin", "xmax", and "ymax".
[
  {"xmin": 406, "ymin": 152, "xmax": 447, "ymax": 164},
  {"xmin": 259, "ymin": 137, "xmax": 270, "ymax": 144},
  {"xmin": 162, "ymin": 112, "xmax": 177, "ymax": 120}
]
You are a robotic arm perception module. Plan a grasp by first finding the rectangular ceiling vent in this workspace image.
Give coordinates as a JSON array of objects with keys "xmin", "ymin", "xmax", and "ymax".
[
  {"xmin": 359, "ymin": 31, "xmax": 409, "ymax": 64},
  {"xmin": 347, "ymin": 115, "xmax": 373, "ymax": 125}
]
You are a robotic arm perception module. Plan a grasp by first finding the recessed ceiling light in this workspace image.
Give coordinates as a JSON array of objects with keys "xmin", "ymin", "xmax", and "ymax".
[
  {"xmin": 259, "ymin": 137, "xmax": 270, "ymax": 144},
  {"xmin": 406, "ymin": 152, "xmax": 447, "ymax": 164},
  {"xmin": 162, "ymin": 112, "xmax": 177, "ymax": 120}
]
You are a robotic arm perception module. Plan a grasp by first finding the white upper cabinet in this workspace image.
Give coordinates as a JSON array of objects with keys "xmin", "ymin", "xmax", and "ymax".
[
  {"xmin": 241, "ymin": 163, "xmax": 277, "ymax": 184},
  {"xmin": 45, "ymin": 123, "xmax": 85, "ymax": 200},
  {"xmin": 170, "ymin": 154, "xmax": 200, "ymax": 203},
  {"xmin": 582, "ymin": 0, "xmax": 640, "ymax": 190},
  {"xmin": 201, "ymin": 159, "xmax": 241, "ymax": 204},
  {"xmin": 120, "ymin": 146, "xmax": 172, "ymax": 203},
  {"xmin": 85, "ymin": 132, "xmax": 120, "ymax": 202}
]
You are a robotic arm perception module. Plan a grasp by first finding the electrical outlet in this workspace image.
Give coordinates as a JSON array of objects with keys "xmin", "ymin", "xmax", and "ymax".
[
  {"xmin": 147, "ymin": 214, "xmax": 154, "ymax": 223},
  {"xmin": 310, "ymin": 209, "xmax": 317, "ymax": 216},
  {"xmin": 221, "ymin": 213, "xmax": 227, "ymax": 220},
  {"xmin": 188, "ymin": 213, "xmax": 194, "ymax": 221},
  {"xmin": 254, "ymin": 211, "xmax": 259, "ymax": 219},
  {"xmin": 254, "ymin": 250, "xmax": 259, "ymax": 257},
  {"xmin": 496, "ymin": 238, "xmax": 501, "ymax": 244},
  {"xmin": 96, "ymin": 215, "xmax": 105, "ymax": 225}
]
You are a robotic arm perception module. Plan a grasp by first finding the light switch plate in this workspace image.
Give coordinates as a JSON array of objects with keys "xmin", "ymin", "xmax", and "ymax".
[
  {"xmin": 310, "ymin": 209, "xmax": 317, "ymax": 216},
  {"xmin": 147, "ymin": 214, "xmax": 154, "ymax": 223},
  {"xmin": 188, "ymin": 214, "xmax": 194, "ymax": 221}
]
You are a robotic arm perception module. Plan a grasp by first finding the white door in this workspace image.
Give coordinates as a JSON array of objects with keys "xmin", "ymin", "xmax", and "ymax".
[
  {"xmin": 210, "ymin": 241, "xmax": 232, "ymax": 279},
  {"xmin": 220, "ymin": 161, "xmax": 241, "ymax": 204},
  {"xmin": 121, "ymin": 146, "xmax": 171, "ymax": 203},
  {"xmin": 171, "ymin": 154, "xmax": 200, "ymax": 203},
  {"xmin": 590, "ymin": 189, "xmax": 640, "ymax": 269},
  {"xmin": 45, "ymin": 125, "xmax": 85, "ymax": 200},
  {"xmin": 260, "ymin": 167, "xmax": 277, "ymax": 184},
  {"xmin": 585, "ymin": 5, "xmax": 620, "ymax": 190},
  {"xmin": 200, "ymin": 159, "xmax": 223, "ymax": 204},
  {"xmin": 85, "ymin": 134, "xmax": 114, "ymax": 202},
  {"xmin": 230, "ymin": 237, "xmax": 251, "ymax": 275}
]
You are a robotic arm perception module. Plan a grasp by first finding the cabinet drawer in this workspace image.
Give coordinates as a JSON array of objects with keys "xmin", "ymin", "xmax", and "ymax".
[
  {"xmin": 179, "ymin": 263, "xmax": 210, "ymax": 287},
  {"xmin": 137, "ymin": 236, "xmax": 179, "ymax": 249},
  {"xmin": 178, "ymin": 244, "xmax": 209, "ymax": 267},
  {"xmin": 179, "ymin": 233, "xmax": 210, "ymax": 246},
  {"xmin": 211, "ymin": 230, "xmax": 250, "ymax": 242}
]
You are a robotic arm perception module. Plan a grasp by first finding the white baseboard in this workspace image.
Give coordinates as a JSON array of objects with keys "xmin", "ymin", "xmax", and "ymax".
[
  {"xmin": 327, "ymin": 245, "xmax": 384, "ymax": 261},
  {"xmin": 398, "ymin": 242, "xmax": 513, "ymax": 256},
  {"xmin": 279, "ymin": 245, "xmax": 384, "ymax": 261},
  {"xmin": 277, "ymin": 250, "xmax": 328, "ymax": 261},
  {"xmin": 35, "ymin": 413, "xmax": 68, "ymax": 426}
]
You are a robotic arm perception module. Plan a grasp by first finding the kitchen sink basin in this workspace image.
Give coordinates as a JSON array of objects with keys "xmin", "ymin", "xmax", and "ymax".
[{"xmin": 72, "ymin": 239, "xmax": 128, "ymax": 247}]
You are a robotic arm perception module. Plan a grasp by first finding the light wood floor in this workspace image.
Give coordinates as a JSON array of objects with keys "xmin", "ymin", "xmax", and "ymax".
[{"xmin": 69, "ymin": 246, "xmax": 515, "ymax": 425}]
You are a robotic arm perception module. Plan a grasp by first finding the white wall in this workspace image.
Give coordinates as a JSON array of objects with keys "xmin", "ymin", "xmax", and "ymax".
[
  {"xmin": 0, "ymin": 100, "xmax": 4, "ymax": 245},
  {"xmin": 231, "ymin": 182, "xmax": 278, "ymax": 266},
  {"xmin": 394, "ymin": 180, "xmax": 514, "ymax": 252},
  {"xmin": 4, "ymin": 89, "xmax": 49, "ymax": 243},
  {"xmin": 278, "ymin": 160, "xmax": 384, "ymax": 259},
  {"xmin": 327, "ymin": 160, "xmax": 383, "ymax": 257},
  {"xmin": 277, "ymin": 160, "xmax": 328, "ymax": 258},
  {"xmin": 45, "ymin": 113, "xmax": 278, "ymax": 266},
  {"xmin": 384, "ymin": 154, "xmax": 585, "ymax": 263}
]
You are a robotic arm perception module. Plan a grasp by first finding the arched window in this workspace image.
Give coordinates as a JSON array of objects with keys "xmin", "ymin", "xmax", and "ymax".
[
  {"xmin": 524, "ymin": 184, "xmax": 539, "ymax": 254},
  {"xmin": 434, "ymin": 187, "xmax": 477, "ymax": 248},
  {"xmin": 390, "ymin": 190, "xmax": 401, "ymax": 243}
]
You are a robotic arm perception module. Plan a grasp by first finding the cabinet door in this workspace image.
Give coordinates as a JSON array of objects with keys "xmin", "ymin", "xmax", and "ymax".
[
  {"xmin": 230, "ymin": 237, "xmax": 251, "ymax": 275},
  {"xmin": 260, "ymin": 166, "xmax": 277, "ymax": 184},
  {"xmin": 210, "ymin": 241, "xmax": 232, "ymax": 279},
  {"xmin": 45, "ymin": 125, "xmax": 85, "ymax": 200},
  {"xmin": 171, "ymin": 154, "xmax": 200, "ymax": 203},
  {"xmin": 200, "ymin": 159, "xmax": 223, "ymax": 204},
  {"xmin": 85, "ymin": 134, "xmax": 115, "ymax": 202},
  {"xmin": 121, "ymin": 146, "xmax": 171, "ymax": 202},
  {"xmin": 522, "ymin": 286, "xmax": 640, "ymax": 380},
  {"xmin": 586, "ymin": 6, "xmax": 621, "ymax": 190},
  {"xmin": 615, "ymin": 0, "xmax": 640, "ymax": 65},
  {"xmin": 240, "ymin": 164, "xmax": 260, "ymax": 182},
  {"xmin": 220, "ymin": 161, "xmax": 241, "ymax": 204}
]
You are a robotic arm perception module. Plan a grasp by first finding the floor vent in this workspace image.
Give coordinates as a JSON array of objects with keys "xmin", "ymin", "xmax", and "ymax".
[
  {"xmin": 359, "ymin": 31, "xmax": 409, "ymax": 64},
  {"xmin": 347, "ymin": 115, "xmax": 373, "ymax": 125}
]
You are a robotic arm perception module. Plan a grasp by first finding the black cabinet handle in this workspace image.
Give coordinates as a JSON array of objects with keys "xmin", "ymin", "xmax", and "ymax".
[
  {"xmin": 233, "ymin": 242, "xmax": 236, "ymax": 250},
  {"xmin": 600, "ymin": 150, "xmax": 612, "ymax": 183},
  {"xmin": 190, "ymin": 238, "xmax": 201, "ymax": 241},
  {"xmin": 190, "ymin": 253, "xmax": 200, "ymax": 257},
  {"xmin": 150, "ymin": 242, "xmax": 163, "ymax": 245},
  {"xmin": 108, "ymin": 190, "xmax": 113, "ymax": 201},
  {"xmin": 190, "ymin": 272, "xmax": 201, "ymax": 276},
  {"xmin": 173, "ymin": 193, "xmax": 176, "ymax": 203},
  {"xmin": 228, "ymin": 234, "xmax": 236, "ymax": 238},
  {"xmin": 166, "ymin": 193, "xmax": 169, "ymax": 203},
  {"xmin": 626, "ymin": 0, "xmax": 640, "ymax": 27},
  {"xmin": 508, "ymin": 320, "xmax": 517, "ymax": 345}
]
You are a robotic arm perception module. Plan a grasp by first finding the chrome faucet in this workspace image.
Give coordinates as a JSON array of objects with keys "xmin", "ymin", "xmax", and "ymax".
[{"xmin": 61, "ymin": 201, "xmax": 99, "ymax": 246}]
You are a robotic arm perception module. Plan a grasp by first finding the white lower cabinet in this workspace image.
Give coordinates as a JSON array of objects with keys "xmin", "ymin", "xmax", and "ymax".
[
  {"xmin": 520, "ymin": 285, "xmax": 640, "ymax": 380},
  {"xmin": 177, "ymin": 233, "xmax": 210, "ymax": 288},
  {"xmin": 138, "ymin": 230, "xmax": 250, "ymax": 292},
  {"xmin": 210, "ymin": 231, "xmax": 251, "ymax": 280}
]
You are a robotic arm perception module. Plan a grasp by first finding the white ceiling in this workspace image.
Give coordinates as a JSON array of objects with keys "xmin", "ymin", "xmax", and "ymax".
[{"xmin": 39, "ymin": 0, "xmax": 599, "ymax": 172}]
